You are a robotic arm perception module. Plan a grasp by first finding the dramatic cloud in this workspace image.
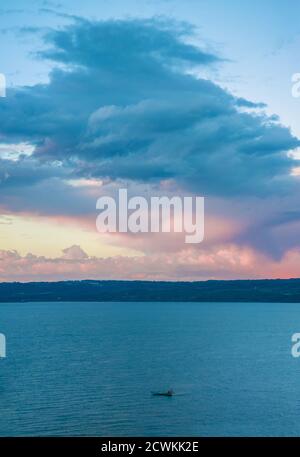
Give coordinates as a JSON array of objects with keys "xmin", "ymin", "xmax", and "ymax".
[
  {"xmin": 1, "ymin": 17, "xmax": 300, "ymax": 279},
  {"xmin": 0, "ymin": 18, "xmax": 298, "ymax": 198}
]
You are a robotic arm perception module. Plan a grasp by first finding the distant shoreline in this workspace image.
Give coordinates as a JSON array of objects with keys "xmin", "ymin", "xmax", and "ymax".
[{"xmin": 1, "ymin": 279, "xmax": 300, "ymax": 303}]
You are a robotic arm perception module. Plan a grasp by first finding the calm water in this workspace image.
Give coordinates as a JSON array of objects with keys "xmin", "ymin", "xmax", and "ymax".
[{"xmin": 0, "ymin": 301, "xmax": 300, "ymax": 436}]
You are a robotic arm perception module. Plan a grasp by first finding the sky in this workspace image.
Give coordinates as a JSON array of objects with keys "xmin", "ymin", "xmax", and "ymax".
[{"xmin": 1, "ymin": 0, "xmax": 300, "ymax": 281}]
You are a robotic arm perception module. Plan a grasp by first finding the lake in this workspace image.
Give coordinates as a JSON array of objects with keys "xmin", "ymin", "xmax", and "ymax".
[{"xmin": 0, "ymin": 301, "xmax": 299, "ymax": 436}]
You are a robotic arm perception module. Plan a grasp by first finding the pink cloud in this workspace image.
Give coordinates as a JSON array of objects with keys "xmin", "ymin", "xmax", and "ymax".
[
  {"xmin": 62, "ymin": 245, "xmax": 89, "ymax": 260},
  {"xmin": 1, "ymin": 243, "xmax": 300, "ymax": 282}
]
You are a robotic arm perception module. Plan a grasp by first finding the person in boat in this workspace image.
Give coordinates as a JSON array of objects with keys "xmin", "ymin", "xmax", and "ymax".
[{"xmin": 167, "ymin": 389, "xmax": 174, "ymax": 396}]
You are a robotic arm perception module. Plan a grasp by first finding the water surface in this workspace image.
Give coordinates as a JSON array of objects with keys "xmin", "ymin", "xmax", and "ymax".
[{"xmin": 0, "ymin": 301, "xmax": 299, "ymax": 436}]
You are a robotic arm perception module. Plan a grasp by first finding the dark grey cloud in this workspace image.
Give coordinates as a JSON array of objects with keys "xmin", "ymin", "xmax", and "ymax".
[
  {"xmin": 0, "ymin": 157, "xmax": 66, "ymax": 189},
  {"xmin": 235, "ymin": 204, "xmax": 300, "ymax": 260},
  {"xmin": 0, "ymin": 17, "xmax": 299, "ymax": 202}
]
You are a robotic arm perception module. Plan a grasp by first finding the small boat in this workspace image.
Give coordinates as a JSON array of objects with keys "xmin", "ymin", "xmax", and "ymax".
[{"xmin": 152, "ymin": 389, "xmax": 174, "ymax": 397}]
